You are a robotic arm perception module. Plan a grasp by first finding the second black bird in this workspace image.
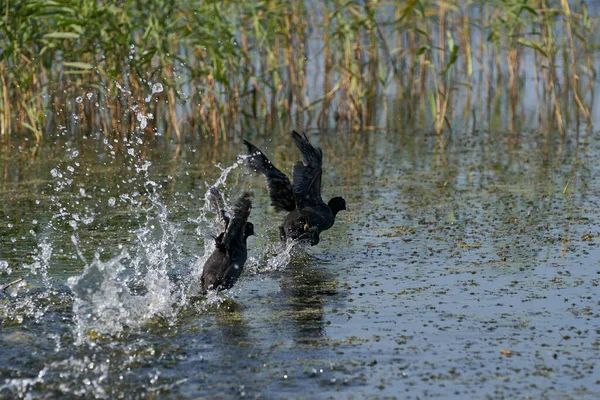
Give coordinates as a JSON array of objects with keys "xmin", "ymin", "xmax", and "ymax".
[{"xmin": 200, "ymin": 188, "xmax": 254, "ymax": 294}]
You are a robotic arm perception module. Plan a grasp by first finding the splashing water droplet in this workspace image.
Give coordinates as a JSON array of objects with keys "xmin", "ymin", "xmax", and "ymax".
[
  {"xmin": 0, "ymin": 260, "xmax": 10, "ymax": 275},
  {"xmin": 137, "ymin": 113, "xmax": 148, "ymax": 129},
  {"xmin": 152, "ymin": 83, "xmax": 163, "ymax": 94},
  {"xmin": 86, "ymin": 92, "xmax": 93, "ymax": 100}
]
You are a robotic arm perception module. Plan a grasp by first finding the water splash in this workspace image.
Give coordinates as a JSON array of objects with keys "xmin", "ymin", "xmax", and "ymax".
[
  {"xmin": 24, "ymin": 239, "xmax": 53, "ymax": 286},
  {"xmin": 192, "ymin": 154, "xmax": 251, "ymax": 252},
  {"xmin": 212, "ymin": 156, "xmax": 249, "ymax": 188},
  {"xmin": 64, "ymin": 147, "xmax": 261, "ymax": 342},
  {"xmin": 266, "ymin": 242, "xmax": 295, "ymax": 271},
  {"xmin": 0, "ymin": 259, "xmax": 11, "ymax": 275},
  {"xmin": 114, "ymin": 81, "xmax": 132, "ymax": 96},
  {"xmin": 152, "ymin": 83, "xmax": 163, "ymax": 94},
  {"xmin": 5, "ymin": 141, "xmax": 289, "ymax": 351},
  {"xmin": 132, "ymin": 103, "xmax": 154, "ymax": 130},
  {"xmin": 69, "ymin": 251, "xmax": 139, "ymax": 342},
  {"xmin": 144, "ymin": 82, "xmax": 164, "ymax": 103},
  {"xmin": 68, "ymin": 158, "xmax": 185, "ymax": 343}
]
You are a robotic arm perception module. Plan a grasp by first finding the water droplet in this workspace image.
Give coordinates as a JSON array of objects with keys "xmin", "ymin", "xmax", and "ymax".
[
  {"xmin": 86, "ymin": 92, "xmax": 93, "ymax": 100},
  {"xmin": 136, "ymin": 112, "xmax": 148, "ymax": 129},
  {"xmin": 75, "ymin": 96, "xmax": 83, "ymax": 104},
  {"xmin": 152, "ymin": 83, "xmax": 163, "ymax": 94},
  {"xmin": 108, "ymin": 197, "xmax": 116, "ymax": 207}
]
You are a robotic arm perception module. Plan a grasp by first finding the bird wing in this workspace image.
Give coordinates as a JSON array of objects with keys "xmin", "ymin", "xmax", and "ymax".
[
  {"xmin": 208, "ymin": 186, "xmax": 229, "ymax": 231},
  {"xmin": 291, "ymin": 131, "xmax": 323, "ymax": 207},
  {"xmin": 223, "ymin": 192, "xmax": 252, "ymax": 247},
  {"xmin": 244, "ymin": 140, "xmax": 296, "ymax": 212}
]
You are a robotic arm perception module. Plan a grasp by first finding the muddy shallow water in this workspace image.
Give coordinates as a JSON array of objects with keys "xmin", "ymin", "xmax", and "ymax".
[{"xmin": 1, "ymin": 129, "xmax": 600, "ymax": 399}]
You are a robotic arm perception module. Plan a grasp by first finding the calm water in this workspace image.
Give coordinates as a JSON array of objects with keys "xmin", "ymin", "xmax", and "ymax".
[{"xmin": 1, "ymin": 128, "xmax": 600, "ymax": 399}]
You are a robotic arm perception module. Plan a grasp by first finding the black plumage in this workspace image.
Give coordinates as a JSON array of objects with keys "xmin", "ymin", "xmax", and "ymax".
[
  {"xmin": 200, "ymin": 188, "xmax": 254, "ymax": 294},
  {"xmin": 244, "ymin": 131, "xmax": 346, "ymax": 246}
]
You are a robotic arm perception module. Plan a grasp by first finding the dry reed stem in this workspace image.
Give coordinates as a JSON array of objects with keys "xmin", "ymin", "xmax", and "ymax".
[{"xmin": 2, "ymin": 278, "xmax": 23, "ymax": 292}]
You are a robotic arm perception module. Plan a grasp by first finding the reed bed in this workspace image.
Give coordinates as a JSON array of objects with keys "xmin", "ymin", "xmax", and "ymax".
[{"xmin": 0, "ymin": 0, "xmax": 598, "ymax": 142}]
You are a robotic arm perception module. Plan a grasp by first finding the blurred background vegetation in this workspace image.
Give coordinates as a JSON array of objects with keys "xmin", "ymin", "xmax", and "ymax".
[{"xmin": 0, "ymin": 0, "xmax": 598, "ymax": 143}]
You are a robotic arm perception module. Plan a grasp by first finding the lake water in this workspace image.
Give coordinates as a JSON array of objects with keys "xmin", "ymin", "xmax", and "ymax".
[{"xmin": 1, "ymin": 128, "xmax": 600, "ymax": 398}]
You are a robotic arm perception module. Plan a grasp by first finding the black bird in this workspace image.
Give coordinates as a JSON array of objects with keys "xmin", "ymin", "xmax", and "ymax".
[
  {"xmin": 200, "ymin": 188, "xmax": 254, "ymax": 294},
  {"xmin": 244, "ymin": 131, "xmax": 346, "ymax": 246}
]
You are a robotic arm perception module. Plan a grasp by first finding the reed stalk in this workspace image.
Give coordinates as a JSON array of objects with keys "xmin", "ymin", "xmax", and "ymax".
[{"xmin": 0, "ymin": 0, "xmax": 597, "ymax": 141}]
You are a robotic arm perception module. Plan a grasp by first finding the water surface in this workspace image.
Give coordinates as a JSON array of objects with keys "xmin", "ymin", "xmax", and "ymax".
[{"xmin": 1, "ymin": 129, "xmax": 600, "ymax": 399}]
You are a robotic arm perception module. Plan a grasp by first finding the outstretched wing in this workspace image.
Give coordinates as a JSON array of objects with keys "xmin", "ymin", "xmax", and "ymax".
[
  {"xmin": 291, "ymin": 131, "xmax": 323, "ymax": 205},
  {"xmin": 208, "ymin": 186, "xmax": 229, "ymax": 231},
  {"xmin": 244, "ymin": 140, "xmax": 296, "ymax": 212},
  {"xmin": 223, "ymin": 192, "xmax": 252, "ymax": 247}
]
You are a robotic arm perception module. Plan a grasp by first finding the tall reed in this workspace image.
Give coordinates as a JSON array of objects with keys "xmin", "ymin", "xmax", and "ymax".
[{"xmin": 0, "ymin": 0, "xmax": 598, "ymax": 143}]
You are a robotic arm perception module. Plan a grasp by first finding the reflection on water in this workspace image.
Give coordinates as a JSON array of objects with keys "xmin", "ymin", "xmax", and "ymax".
[
  {"xmin": 277, "ymin": 257, "xmax": 340, "ymax": 344},
  {"xmin": 1, "ymin": 128, "xmax": 600, "ymax": 398}
]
